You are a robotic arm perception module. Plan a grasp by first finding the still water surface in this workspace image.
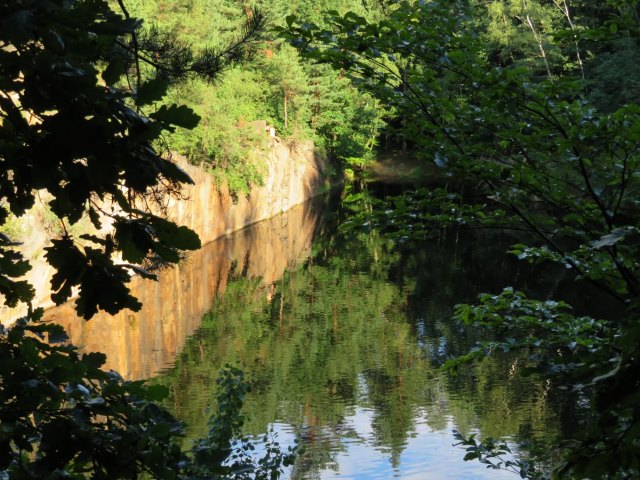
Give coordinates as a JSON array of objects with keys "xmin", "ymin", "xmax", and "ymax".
[{"xmin": 149, "ymin": 192, "xmax": 572, "ymax": 479}]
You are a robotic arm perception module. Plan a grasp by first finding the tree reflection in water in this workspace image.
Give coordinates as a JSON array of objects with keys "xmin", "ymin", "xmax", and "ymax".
[{"xmin": 154, "ymin": 191, "xmax": 577, "ymax": 479}]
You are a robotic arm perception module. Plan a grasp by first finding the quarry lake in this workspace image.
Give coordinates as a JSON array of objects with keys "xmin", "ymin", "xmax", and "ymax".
[{"xmin": 52, "ymin": 189, "xmax": 579, "ymax": 479}]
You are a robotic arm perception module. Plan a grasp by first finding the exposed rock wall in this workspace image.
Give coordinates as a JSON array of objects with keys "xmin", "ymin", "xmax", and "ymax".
[
  {"xmin": 169, "ymin": 139, "xmax": 330, "ymax": 244},
  {"xmin": 0, "ymin": 138, "xmax": 332, "ymax": 324}
]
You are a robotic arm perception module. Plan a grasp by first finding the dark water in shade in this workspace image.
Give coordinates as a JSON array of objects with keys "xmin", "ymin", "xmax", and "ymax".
[{"xmin": 151, "ymin": 190, "xmax": 583, "ymax": 479}]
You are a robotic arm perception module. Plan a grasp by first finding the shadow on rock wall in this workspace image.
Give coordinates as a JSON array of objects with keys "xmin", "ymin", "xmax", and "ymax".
[{"xmin": 0, "ymin": 139, "xmax": 334, "ymax": 323}]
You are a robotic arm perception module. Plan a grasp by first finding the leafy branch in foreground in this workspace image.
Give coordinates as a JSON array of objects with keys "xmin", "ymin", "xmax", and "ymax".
[
  {"xmin": 453, "ymin": 431, "xmax": 545, "ymax": 480},
  {"xmin": 0, "ymin": 0, "xmax": 264, "ymax": 319},
  {"xmin": 0, "ymin": 316, "xmax": 294, "ymax": 479},
  {"xmin": 0, "ymin": 1, "xmax": 294, "ymax": 478},
  {"xmin": 446, "ymin": 288, "xmax": 610, "ymax": 376},
  {"xmin": 282, "ymin": 0, "xmax": 640, "ymax": 477}
]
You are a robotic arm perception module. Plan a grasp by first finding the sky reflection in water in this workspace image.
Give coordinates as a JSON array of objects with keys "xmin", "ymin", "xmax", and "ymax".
[{"xmin": 267, "ymin": 410, "xmax": 515, "ymax": 479}]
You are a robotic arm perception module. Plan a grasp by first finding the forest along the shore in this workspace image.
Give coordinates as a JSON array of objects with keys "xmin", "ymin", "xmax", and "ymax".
[{"xmin": 2, "ymin": 1, "xmax": 640, "ymax": 479}]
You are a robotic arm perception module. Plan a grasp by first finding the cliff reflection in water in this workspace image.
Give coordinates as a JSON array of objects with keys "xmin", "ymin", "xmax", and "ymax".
[
  {"xmin": 152, "ymin": 206, "xmax": 571, "ymax": 479},
  {"xmin": 45, "ymin": 198, "xmax": 325, "ymax": 380}
]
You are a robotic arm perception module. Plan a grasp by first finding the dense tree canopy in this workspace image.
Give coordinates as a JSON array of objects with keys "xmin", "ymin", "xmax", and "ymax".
[
  {"xmin": 282, "ymin": 0, "xmax": 640, "ymax": 477},
  {"xmin": 0, "ymin": 1, "xmax": 296, "ymax": 478},
  {"xmin": 123, "ymin": 0, "xmax": 387, "ymax": 187}
]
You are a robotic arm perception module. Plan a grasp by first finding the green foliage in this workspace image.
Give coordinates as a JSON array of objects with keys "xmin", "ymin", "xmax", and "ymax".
[
  {"xmin": 0, "ymin": 314, "xmax": 183, "ymax": 479},
  {"xmin": 124, "ymin": 0, "xmax": 386, "ymax": 187},
  {"xmin": 0, "ymin": 248, "xmax": 33, "ymax": 309},
  {"xmin": 0, "ymin": 1, "xmax": 294, "ymax": 478},
  {"xmin": 444, "ymin": 288, "xmax": 610, "ymax": 377},
  {"xmin": 587, "ymin": 38, "xmax": 640, "ymax": 111},
  {"xmin": 0, "ymin": 317, "xmax": 294, "ymax": 479},
  {"xmin": 479, "ymin": 0, "xmax": 566, "ymax": 77},
  {"xmin": 283, "ymin": 0, "xmax": 640, "ymax": 477},
  {"xmin": 165, "ymin": 69, "xmax": 269, "ymax": 194},
  {"xmin": 453, "ymin": 430, "xmax": 545, "ymax": 480},
  {"xmin": 305, "ymin": 64, "xmax": 384, "ymax": 169},
  {"xmin": 0, "ymin": 214, "xmax": 24, "ymax": 241}
]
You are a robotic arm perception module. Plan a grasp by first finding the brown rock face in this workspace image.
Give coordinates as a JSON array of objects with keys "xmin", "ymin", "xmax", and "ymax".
[
  {"xmin": 166, "ymin": 139, "xmax": 330, "ymax": 244},
  {"xmin": 0, "ymin": 138, "xmax": 333, "ymax": 324}
]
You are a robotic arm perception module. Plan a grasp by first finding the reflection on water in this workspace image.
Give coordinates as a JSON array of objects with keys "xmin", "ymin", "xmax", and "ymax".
[
  {"xmin": 150, "ymin": 194, "xmax": 572, "ymax": 479},
  {"xmin": 45, "ymin": 198, "xmax": 325, "ymax": 379},
  {"xmin": 263, "ymin": 411, "xmax": 515, "ymax": 479}
]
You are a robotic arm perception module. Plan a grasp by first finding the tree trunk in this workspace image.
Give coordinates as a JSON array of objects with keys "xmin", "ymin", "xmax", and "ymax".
[
  {"xmin": 522, "ymin": 0, "xmax": 553, "ymax": 80},
  {"xmin": 556, "ymin": 0, "xmax": 585, "ymax": 80}
]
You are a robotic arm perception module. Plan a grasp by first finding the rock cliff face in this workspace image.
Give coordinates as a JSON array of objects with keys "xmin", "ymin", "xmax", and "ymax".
[
  {"xmin": 0, "ymin": 138, "xmax": 332, "ymax": 325},
  {"xmin": 168, "ymin": 139, "xmax": 330, "ymax": 244}
]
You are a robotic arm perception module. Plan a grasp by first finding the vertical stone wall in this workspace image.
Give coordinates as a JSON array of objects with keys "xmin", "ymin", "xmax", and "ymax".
[
  {"xmin": 0, "ymin": 138, "xmax": 333, "ymax": 325},
  {"xmin": 168, "ymin": 139, "xmax": 330, "ymax": 243}
]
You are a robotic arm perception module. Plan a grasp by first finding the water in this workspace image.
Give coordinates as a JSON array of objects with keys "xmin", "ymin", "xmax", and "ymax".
[{"xmin": 149, "ymin": 191, "xmax": 572, "ymax": 479}]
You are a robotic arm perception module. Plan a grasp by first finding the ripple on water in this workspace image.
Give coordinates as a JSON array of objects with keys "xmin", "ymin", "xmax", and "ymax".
[{"xmin": 259, "ymin": 408, "xmax": 518, "ymax": 479}]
